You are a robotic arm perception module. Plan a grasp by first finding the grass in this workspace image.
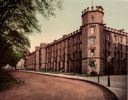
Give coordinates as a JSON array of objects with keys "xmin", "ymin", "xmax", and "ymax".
[{"xmin": 0, "ymin": 70, "xmax": 17, "ymax": 91}]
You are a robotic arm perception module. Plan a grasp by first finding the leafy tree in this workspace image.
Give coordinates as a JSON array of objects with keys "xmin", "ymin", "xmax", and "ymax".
[
  {"xmin": 0, "ymin": 0, "xmax": 63, "ymax": 68},
  {"xmin": 0, "ymin": 0, "xmax": 62, "ymax": 34},
  {"xmin": 0, "ymin": 30, "xmax": 30, "ymax": 67},
  {"xmin": 88, "ymin": 59, "xmax": 97, "ymax": 75}
]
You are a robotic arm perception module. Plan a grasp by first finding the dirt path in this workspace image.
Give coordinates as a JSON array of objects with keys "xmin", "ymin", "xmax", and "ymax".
[{"xmin": 0, "ymin": 71, "xmax": 116, "ymax": 100}]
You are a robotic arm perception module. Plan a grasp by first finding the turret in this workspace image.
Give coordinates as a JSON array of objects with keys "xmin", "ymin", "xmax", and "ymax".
[
  {"xmin": 81, "ymin": 6, "xmax": 105, "ymax": 74},
  {"xmin": 81, "ymin": 6, "xmax": 104, "ymax": 26}
]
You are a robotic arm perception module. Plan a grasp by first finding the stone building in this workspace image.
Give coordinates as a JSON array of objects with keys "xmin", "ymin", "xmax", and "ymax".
[
  {"xmin": 24, "ymin": 6, "xmax": 128, "ymax": 75},
  {"xmin": 25, "ymin": 43, "xmax": 47, "ymax": 70},
  {"xmin": 25, "ymin": 51, "xmax": 36, "ymax": 70}
]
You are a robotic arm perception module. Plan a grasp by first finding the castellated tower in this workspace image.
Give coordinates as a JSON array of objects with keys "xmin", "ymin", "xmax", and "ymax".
[{"xmin": 81, "ymin": 6, "xmax": 105, "ymax": 74}]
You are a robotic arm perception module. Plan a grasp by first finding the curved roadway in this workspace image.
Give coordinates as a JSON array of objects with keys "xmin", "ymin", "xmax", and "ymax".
[{"xmin": 0, "ymin": 71, "xmax": 117, "ymax": 100}]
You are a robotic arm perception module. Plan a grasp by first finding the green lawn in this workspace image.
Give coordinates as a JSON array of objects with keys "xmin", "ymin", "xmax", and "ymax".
[{"xmin": 0, "ymin": 70, "xmax": 17, "ymax": 91}]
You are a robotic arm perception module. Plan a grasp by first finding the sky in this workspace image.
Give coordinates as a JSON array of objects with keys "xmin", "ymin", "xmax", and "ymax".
[{"xmin": 29, "ymin": 0, "xmax": 128, "ymax": 52}]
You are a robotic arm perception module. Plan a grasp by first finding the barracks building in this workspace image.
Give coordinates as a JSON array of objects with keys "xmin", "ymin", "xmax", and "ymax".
[{"xmin": 24, "ymin": 6, "xmax": 128, "ymax": 75}]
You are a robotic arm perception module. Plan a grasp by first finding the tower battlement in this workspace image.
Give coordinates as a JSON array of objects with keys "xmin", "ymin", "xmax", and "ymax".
[
  {"xmin": 81, "ymin": 6, "xmax": 104, "ymax": 25},
  {"xmin": 40, "ymin": 43, "xmax": 47, "ymax": 48},
  {"xmin": 82, "ymin": 6, "xmax": 104, "ymax": 15}
]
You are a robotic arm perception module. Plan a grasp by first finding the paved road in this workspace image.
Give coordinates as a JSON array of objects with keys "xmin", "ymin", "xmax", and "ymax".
[{"xmin": 0, "ymin": 71, "xmax": 117, "ymax": 100}]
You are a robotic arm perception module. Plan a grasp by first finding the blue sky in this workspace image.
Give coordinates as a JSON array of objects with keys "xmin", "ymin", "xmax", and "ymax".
[{"xmin": 29, "ymin": 0, "xmax": 128, "ymax": 52}]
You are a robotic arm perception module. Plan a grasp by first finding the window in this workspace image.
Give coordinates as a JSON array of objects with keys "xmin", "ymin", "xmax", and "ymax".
[
  {"xmin": 89, "ymin": 25, "xmax": 96, "ymax": 34},
  {"xmin": 68, "ymin": 54, "xmax": 70, "ymax": 59},
  {"xmin": 59, "ymin": 49, "xmax": 61, "ymax": 54},
  {"xmin": 120, "ymin": 45, "xmax": 122, "ymax": 50},
  {"xmin": 126, "ymin": 38, "xmax": 128, "ymax": 44},
  {"xmin": 89, "ymin": 37, "xmax": 95, "ymax": 45},
  {"xmin": 114, "ymin": 52, "xmax": 116, "ymax": 57},
  {"xmin": 56, "ymin": 50, "xmax": 58, "ymax": 56},
  {"xmin": 92, "ymin": 61, "xmax": 95, "ymax": 65},
  {"xmin": 79, "ymin": 35, "xmax": 82, "ymax": 41},
  {"xmin": 79, "ymin": 43, "xmax": 82, "ymax": 50},
  {"xmin": 73, "ymin": 37, "xmax": 75, "ymax": 43},
  {"xmin": 73, "ymin": 45, "xmax": 76, "ymax": 51},
  {"xmin": 90, "ymin": 28, "xmax": 95, "ymax": 34},
  {"xmin": 73, "ymin": 53, "xmax": 75, "ymax": 59},
  {"xmin": 121, "ymin": 52, "xmax": 123, "ymax": 58},
  {"xmin": 78, "ymin": 36, "xmax": 81, "ymax": 42},
  {"xmin": 108, "ymin": 42, "xmax": 111, "ymax": 48},
  {"xmin": 90, "ymin": 49, "xmax": 95, "ymax": 56},
  {"xmin": 68, "ymin": 39, "xmax": 70, "ymax": 44},
  {"xmin": 68, "ymin": 47, "xmax": 70, "ymax": 51},
  {"xmin": 114, "ymin": 35, "xmax": 117, "ymax": 42},
  {"xmin": 106, "ymin": 51, "xmax": 111, "ymax": 56},
  {"xmin": 114, "ymin": 44, "xmax": 117, "ymax": 50},
  {"xmin": 107, "ymin": 34, "xmax": 111, "ymax": 40},
  {"xmin": 79, "ymin": 52, "xmax": 82, "ymax": 58},
  {"xmin": 120, "ymin": 36, "xmax": 123, "ymax": 42}
]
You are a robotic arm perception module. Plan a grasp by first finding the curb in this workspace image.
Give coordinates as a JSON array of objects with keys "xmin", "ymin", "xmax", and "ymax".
[{"xmin": 19, "ymin": 70, "xmax": 118, "ymax": 100}]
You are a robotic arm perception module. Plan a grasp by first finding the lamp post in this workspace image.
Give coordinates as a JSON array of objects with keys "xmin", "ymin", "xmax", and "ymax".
[{"xmin": 107, "ymin": 56, "xmax": 111, "ymax": 87}]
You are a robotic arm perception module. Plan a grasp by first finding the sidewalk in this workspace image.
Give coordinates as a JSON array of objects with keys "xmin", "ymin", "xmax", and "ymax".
[{"xmin": 20, "ymin": 70, "xmax": 127, "ymax": 100}]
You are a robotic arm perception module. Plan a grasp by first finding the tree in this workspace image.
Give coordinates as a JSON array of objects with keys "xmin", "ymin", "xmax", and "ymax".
[
  {"xmin": 0, "ymin": 30, "xmax": 30, "ymax": 67},
  {"xmin": 88, "ymin": 59, "xmax": 97, "ymax": 75},
  {"xmin": 0, "ymin": 0, "xmax": 62, "ymax": 34},
  {"xmin": 0, "ymin": 0, "xmax": 63, "ymax": 68}
]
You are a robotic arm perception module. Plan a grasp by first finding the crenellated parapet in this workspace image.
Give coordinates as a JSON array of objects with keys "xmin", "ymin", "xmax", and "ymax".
[
  {"xmin": 62, "ymin": 35, "xmax": 67, "ymax": 38},
  {"xmin": 104, "ymin": 26, "xmax": 128, "ymax": 36},
  {"xmin": 46, "ymin": 29, "xmax": 81, "ymax": 47},
  {"xmin": 35, "ymin": 46, "xmax": 40, "ymax": 51},
  {"xmin": 67, "ymin": 29, "xmax": 81, "ymax": 37},
  {"xmin": 40, "ymin": 43, "xmax": 47, "ymax": 48},
  {"xmin": 82, "ymin": 6, "xmax": 104, "ymax": 15}
]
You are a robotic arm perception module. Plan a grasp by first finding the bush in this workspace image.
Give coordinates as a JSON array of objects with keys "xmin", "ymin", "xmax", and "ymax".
[
  {"xmin": 90, "ymin": 71, "xmax": 97, "ymax": 76},
  {"xmin": 0, "ymin": 70, "xmax": 17, "ymax": 91}
]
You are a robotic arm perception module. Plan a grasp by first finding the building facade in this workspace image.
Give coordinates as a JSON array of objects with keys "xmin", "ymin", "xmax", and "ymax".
[{"xmin": 24, "ymin": 6, "xmax": 128, "ymax": 75}]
